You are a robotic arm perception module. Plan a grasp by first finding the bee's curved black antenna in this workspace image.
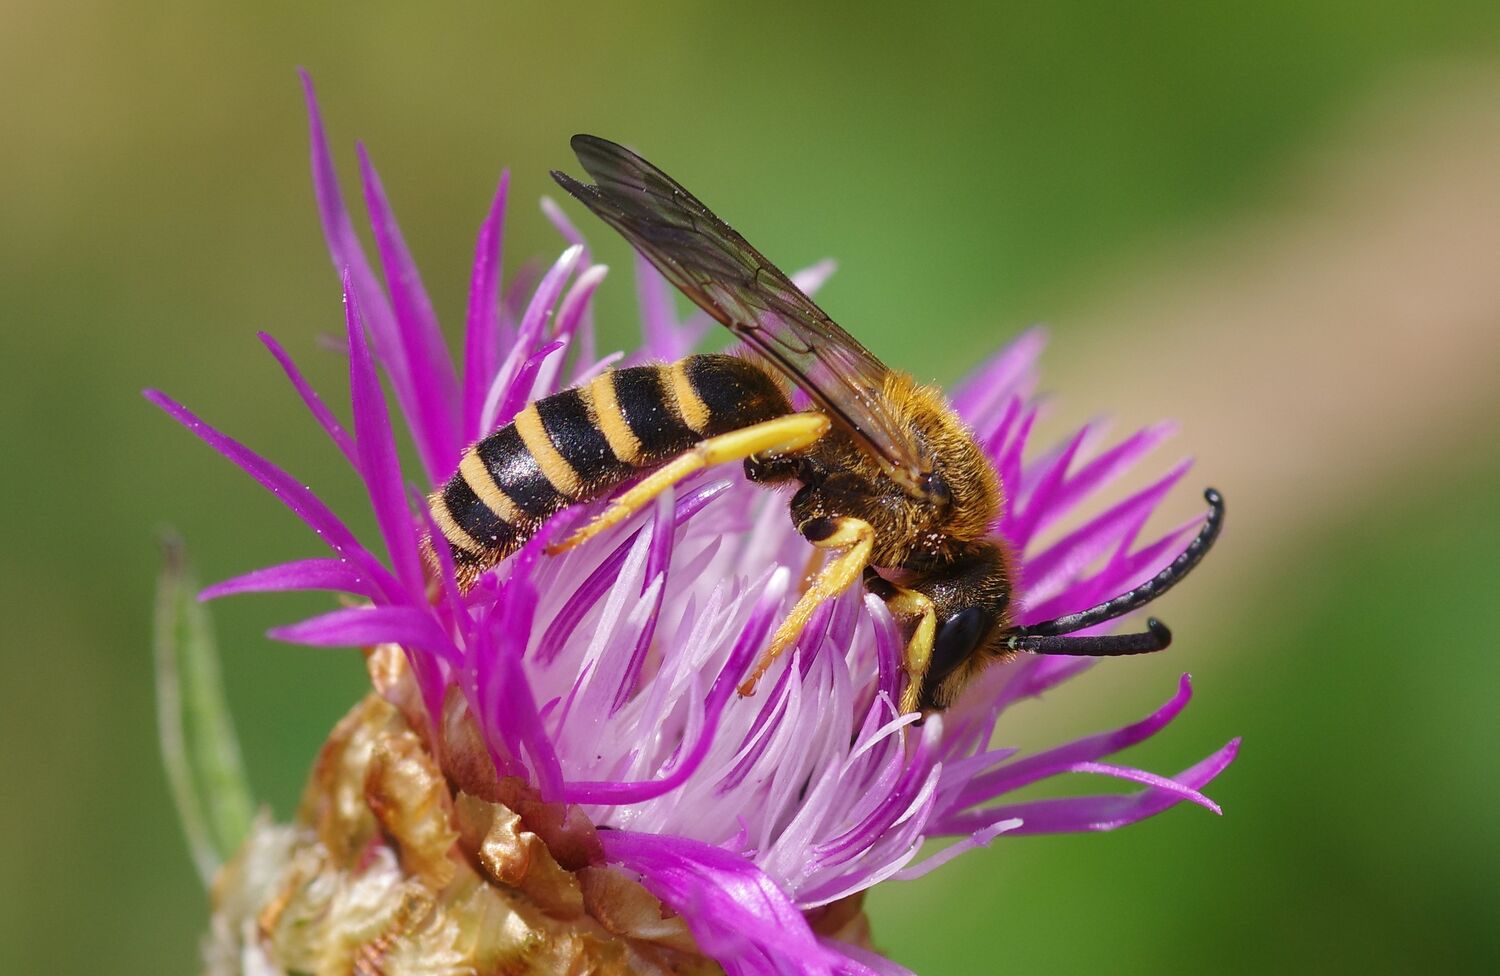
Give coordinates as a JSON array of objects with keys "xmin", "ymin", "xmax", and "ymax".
[
  {"xmin": 1005, "ymin": 488, "xmax": 1224, "ymax": 654},
  {"xmin": 1007, "ymin": 617, "xmax": 1172, "ymax": 656}
]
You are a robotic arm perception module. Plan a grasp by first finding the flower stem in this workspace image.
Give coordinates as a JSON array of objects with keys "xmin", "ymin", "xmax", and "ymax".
[{"xmin": 154, "ymin": 532, "xmax": 253, "ymax": 886}]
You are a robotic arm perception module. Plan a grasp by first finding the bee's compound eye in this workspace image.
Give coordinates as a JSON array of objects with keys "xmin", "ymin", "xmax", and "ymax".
[{"xmin": 928, "ymin": 606, "xmax": 989, "ymax": 688}]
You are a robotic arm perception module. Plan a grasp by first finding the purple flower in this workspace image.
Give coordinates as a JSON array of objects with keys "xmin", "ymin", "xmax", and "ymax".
[{"xmin": 155, "ymin": 75, "xmax": 1237, "ymax": 976}]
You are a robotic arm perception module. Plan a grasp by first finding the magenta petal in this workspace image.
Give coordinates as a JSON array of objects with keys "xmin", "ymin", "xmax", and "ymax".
[
  {"xmin": 995, "ymin": 404, "xmax": 1039, "ymax": 508},
  {"xmin": 1032, "ymin": 422, "xmax": 1178, "ymax": 540},
  {"xmin": 269, "ymin": 605, "xmax": 458, "ymax": 664},
  {"xmin": 817, "ymin": 938, "xmax": 915, "ymax": 976},
  {"xmin": 463, "ymin": 172, "xmax": 509, "ymax": 437},
  {"xmin": 984, "ymin": 655, "xmax": 1096, "ymax": 717},
  {"xmin": 553, "ymin": 264, "xmax": 608, "ymax": 346},
  {"xmin": 144, "ymin": 390, "xmax": 396, "ymax": 599},
  {"xmin": 669, "ymin": 310, "xmax": 716, "ymax": 361},
  {"xmin": 516, "ymin": 245, "xmax": 583, "ymax": 349},
  {"xmin": 1016, "ymin": 459, "xmax": 1191, "ymax": 620},
  {"xmin": 813, "ymin": 729, "xmax": 936, "ymax": 865},
  {"xmin": 200, "ymin": 558, "xmax": 378, "ymax": 601},
  {"xmin": 609, "ymin": 493, "xmax": 678, "ymax": 715},
  {"xmin": 791, "ymin": 258, "xmax": 838, "ymax": 296},
  {"xmin": 537, "ymin": 480, "xmax": 731, "ymax": 659},
  {"xmin": 1007, "ymin": 422, "xmax": 1091, "ymax": 550},
  {"xmin": 1023, "ymin": 508, "xmax": 1198, "ymax": 631},
  {"xmin": 635, "ymin": 254, "xmax": 679, "ymax": 360},
  {"xmin": 355, "ymin": 145, "xmax": 462, "ymax": 477},
  {"xmin": 258, "ymin": 332, "xmax": 356, "ymax": 466},
  {"xmin": 344, "ymin": 278, "xmax": 424, "ymax": 594},
  {"xmin": 1060, "ymin": 761, "xmax": 1222, "ymax": 814},
  {"xmin": 601, "ymin": 830, "xmax": 886, "ymax": 976},
  {"xmin": 479, "ymin": 245, "xmax": 582, "ymax": 432},
  {"xmin": 863, "ymin": 595, "xmax": 904, "ymax": 709},
  {"xmin": 891, "ymin": 819, "xmax": 1019, "ymax": 881},
  {"xmin": 540, "ymin": 195, "xmax": 591, "ymax": 262},
  {"xmin": 952, "ymin": 326, "xmax": 1046, "ymax": 422},
  {"xmin": 474, "ymin": 584, "xmax": 565, "ymax": 799},
  {"xmin": 976, "ymin": 394, "xmax": 1021, "ymax": 462},
  {"xmin": 299, "ymin": 75, "xmax": 417, "ymax": 439},
  {"xmin": 1033, "ymin": 516, "xmax": 1200, "ymax": 631},
  {"xmin": 961, "ymin": 674, "xmax": 1196, "ymax": 803},
  {"xmin": 976, "ymin": 738, "xmax": 1240, "ymax": 835},
  {"xmin": 492, "ymin": 340, "xmax": 566, "ymax": 431},
  {"xmin": 716, "ymin": 647, "xmax": 814, "ymax": 794}
]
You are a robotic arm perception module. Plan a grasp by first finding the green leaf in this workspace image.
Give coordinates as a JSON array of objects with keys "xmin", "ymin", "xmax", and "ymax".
[{"xmin": 154, "ymin": 533, "xmax": 254, "ymax": 886}]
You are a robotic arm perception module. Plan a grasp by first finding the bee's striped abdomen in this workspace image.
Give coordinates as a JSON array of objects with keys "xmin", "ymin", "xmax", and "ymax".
[{"xmin": 429, "ymin": 354, "xmax": 792, "ymax": 585}]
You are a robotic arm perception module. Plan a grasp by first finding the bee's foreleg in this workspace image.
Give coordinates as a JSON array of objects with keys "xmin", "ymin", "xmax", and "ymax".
[
  {"xmin": 546, "ymin": 412, "xmax": 829, "ymax": 555},
  {"xmin": 737, "ymin": 516, "xmax": 874, "ymax": 697}
]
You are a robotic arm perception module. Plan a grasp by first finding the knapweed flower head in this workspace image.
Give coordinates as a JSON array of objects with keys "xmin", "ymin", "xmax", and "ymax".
[{"xmin": 154, "ymin": 75, "xmax": 1237, "ymax": 976}]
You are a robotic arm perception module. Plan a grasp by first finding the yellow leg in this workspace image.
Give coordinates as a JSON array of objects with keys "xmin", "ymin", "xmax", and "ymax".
[
  {"xmin": 546, "ymin": 412, "xmax": 830, "ymax": 555},
  {"xmin": 795, "ymin": 545, "xmax": 826, "ymax": 596},
  {"xmin": 738, "ymin": 517, "xmax": 874, "ymax": 697},
  {"xmin": 886, "ymin": 586, "xmax": 936, "ymax": 715}
]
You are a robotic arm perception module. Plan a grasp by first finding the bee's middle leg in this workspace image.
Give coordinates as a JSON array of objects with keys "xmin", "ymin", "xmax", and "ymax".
[
  {"xmin": 738, "ymin": 516, "xmax": 874, "ymax": 697},
  {"xmin": 863, "ymin": 571, "xmax": 937, "ymax": 715},
  {"xmin": 887, "ymin": 587, "xmax": 937, "ymax": 716}
]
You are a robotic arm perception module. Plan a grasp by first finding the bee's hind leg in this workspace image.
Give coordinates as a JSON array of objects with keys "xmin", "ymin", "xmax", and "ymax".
[
  {"xmin": 737, "ymin": 516, "xmax": 875, "ymax": 697},
  {"xmin": 546, "ymin": 412, "xmax": 829, "ymax": 555}
]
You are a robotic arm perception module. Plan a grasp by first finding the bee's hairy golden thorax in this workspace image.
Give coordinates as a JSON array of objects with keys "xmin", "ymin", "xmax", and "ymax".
[{"xmin": 761, "ymin": 373, "xmax": 1002, "ymax": 570}]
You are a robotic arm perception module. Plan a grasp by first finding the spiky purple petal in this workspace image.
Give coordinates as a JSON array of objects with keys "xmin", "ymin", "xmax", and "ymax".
[
  {"xmin": 355, "ymin": 145, "xmax": 463, "ymax": 475},
  {"xmin": 962, "ymin": 739, "xmax": 1241, "ymax": 835},
  {"xmin": 200, "ymin": 558, "xmax": 379, "ymax": 601},
  {"xmin": 257, "ymin": 332, "xmax": 357, "ymax": 466},
  {"xmin": 269, "ymin": 605, "xmax": 458, "ymax": 664},
  {"xmin": 345, "ymin": 278, "xmax": 425, "ymax": 594},
  {"xmin": 481, "ymin": 244, "xmax": 582, "ymax": 431},
  {"xmin": 463, "ymin": 173, "xmax": 509, "ymax": 436},
  {"xmin": 144, "ymin": 390, "xmax": 396, "ymax": 600}
]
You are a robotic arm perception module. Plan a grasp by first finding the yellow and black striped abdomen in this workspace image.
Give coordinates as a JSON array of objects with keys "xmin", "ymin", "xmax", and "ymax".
[{"xmin": 429, "ymin": 354, "xmax": 791, "ymax": 584}]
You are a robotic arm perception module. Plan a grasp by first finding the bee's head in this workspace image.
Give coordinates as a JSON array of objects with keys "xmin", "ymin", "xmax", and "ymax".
[{"xmin": 913, "ymin": 605, "xmax": 996, "ymax": 711}]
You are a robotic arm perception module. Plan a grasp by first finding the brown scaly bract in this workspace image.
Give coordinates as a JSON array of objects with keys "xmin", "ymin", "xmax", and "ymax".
[{"xmin": 203, "ymin": 645, "xmax": 875, "ymax": 975}]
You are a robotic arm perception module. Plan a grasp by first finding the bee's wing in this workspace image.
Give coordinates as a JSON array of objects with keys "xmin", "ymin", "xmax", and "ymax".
[{"xmin": 553, "ymin": 134, "xmax": 930, "ymax": 493}]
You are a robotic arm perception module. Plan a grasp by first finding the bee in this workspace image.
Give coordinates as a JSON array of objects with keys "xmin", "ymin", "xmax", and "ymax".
[{"xmin": 428, "ymin": 135, "xmax": 1224, "ymax": 713}]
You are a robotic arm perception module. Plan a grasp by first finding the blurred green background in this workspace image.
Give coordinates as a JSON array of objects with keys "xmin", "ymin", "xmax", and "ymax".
[{"xmin": 4, "ymin": 2, "xmax": 1499, "ymax": 973}]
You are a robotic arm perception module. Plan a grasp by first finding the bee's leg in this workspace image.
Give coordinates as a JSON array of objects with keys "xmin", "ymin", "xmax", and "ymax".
[
  {"xmin": 887, "ymin": 586, "xmax": 937, "ymax": 716},
  {"xmin": 546, "ymin": 412, "xmax": 830, "ymax": 555},
  {"xmin": 737, "ymin": 516, "xmax": 874, "ymax": 697},
  {"xmin": 795, "ymin": 546, "xmax": 826, "ymax": 597},
  {"xmin": 862, "ymin": 571, "xmax": 938, "ymax": 714}
]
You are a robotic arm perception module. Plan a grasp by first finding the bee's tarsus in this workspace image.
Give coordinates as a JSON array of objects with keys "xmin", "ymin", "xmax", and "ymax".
[{"xmin": 740, "ymin": 516, "xmax": 875, "ymax": 698}]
